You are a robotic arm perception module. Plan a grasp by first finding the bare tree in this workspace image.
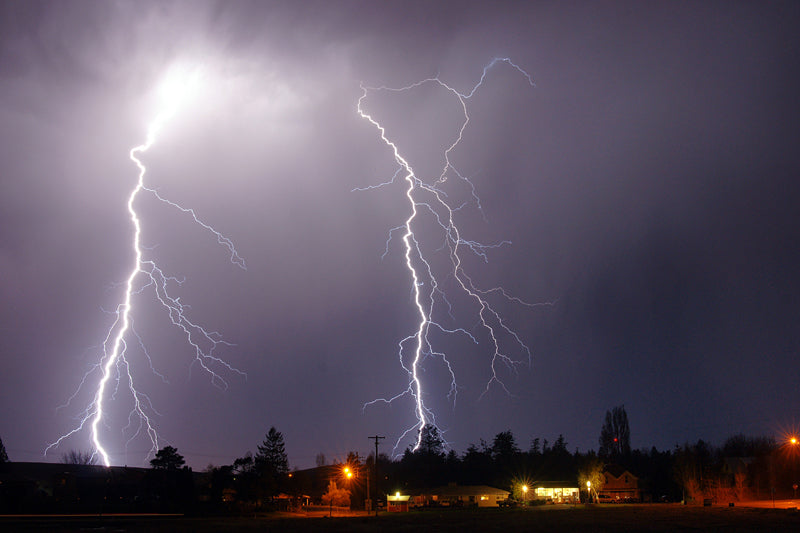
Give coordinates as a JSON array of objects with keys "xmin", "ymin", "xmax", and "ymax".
[{"xmin": 61, "ymin": 449, "xmax": 97, "ymax": 465}]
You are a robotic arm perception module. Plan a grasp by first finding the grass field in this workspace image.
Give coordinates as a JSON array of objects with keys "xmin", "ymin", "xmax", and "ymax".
[{"xmin": 3, "ymin": 503, "xmax": 800, "ymax": 532}]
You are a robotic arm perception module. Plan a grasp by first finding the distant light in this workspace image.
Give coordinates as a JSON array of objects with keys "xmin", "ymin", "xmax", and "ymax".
[
  {"xmin": 587, "ymin": 481, "xmax": 591, "ymax": 488},
  {"xmin": 791, "ymin": 437, "xmax": 798, "ymax": 445},
  {"xmin": 396, "ymin": 491, "xmax": 400, "ymax": 497}
]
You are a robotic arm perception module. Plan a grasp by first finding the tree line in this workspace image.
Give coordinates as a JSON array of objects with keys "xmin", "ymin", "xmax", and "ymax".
[{"xmin": 2, "ymin": 408, "xmax": 799, "ymax": 513}]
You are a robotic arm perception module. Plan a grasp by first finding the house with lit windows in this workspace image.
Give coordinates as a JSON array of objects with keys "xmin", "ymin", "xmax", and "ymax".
[
  {"xmin": 531, "ymin": 481, "xmax": 580, "ymax": 503},
  {"xmin": 598, "ymin": 464, "xmax": 641, "ymax": 502},
  {"xmin": 412, "ymin": 483, "xmax": 510, "ymax": 507}
]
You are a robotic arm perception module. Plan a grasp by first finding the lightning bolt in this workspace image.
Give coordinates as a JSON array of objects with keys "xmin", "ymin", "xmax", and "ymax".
[
  {"xmin": 357, "ymin": 58, "xmax": 546, "ymax": 453},
  {"xmin": 46, "ymin": 67, "xmax": 246, "ymax": 466}
]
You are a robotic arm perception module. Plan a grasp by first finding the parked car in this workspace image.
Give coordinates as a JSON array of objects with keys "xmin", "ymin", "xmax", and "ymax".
[{"xmin": 498, "ymin": 498, "xmax": 518, "ymax": 508}]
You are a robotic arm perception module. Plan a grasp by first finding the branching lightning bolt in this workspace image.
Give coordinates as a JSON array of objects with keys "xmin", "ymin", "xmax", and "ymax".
[
  {"xmin": 47, "ymin": 69, "xmax": 246, "ymax": 466},
  {"xmin": 357, "ymin": 58, "xmax": 547, "ymax": 453}
]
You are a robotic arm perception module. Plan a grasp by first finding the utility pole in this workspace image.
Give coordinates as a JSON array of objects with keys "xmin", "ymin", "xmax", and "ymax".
[{"xmin": 368, "ymin": 435, "xmax": 384, "ymax": 516}]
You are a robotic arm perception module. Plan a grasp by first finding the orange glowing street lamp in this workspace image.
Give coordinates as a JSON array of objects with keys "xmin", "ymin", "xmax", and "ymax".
[{"xmin": 790, "ymin": 437, "xmax": 799, "ymax": 498}]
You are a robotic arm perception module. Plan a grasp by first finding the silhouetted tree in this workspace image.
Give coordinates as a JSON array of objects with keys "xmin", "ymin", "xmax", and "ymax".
[
  {"xmin": 255, "ymin": 426, "xmax": 289, "ymax": 500},
  {"xmin": 147, "ymin": 446, "xmax": 193, "ymax": 512},
  {"xmin": 0, "ymin": 436, "xmax": 8, "ymax": 463},
  {"xmin": 150, "ymin": 446, "xmax": 185, "ymax": 470},
  {"xmin": 61, "ymin": 449, "xmax": 97, "ymax": 465},
  {"xmin": 345, "ymin": 450, "xmax": 362, "ymax": 467},
  {"xmin": 399, "ymin": 427, "xmax": 447, "ymax": 488},
  {"xmin": 419, "ymin": 425, "xmax": 445, "ymax": 457},
  {"xmin": 672, "ymin": 440, "xmax": 714, "ymax": 502},
  {"xmin": 529, "ymin": 437, "xmax": 541, "ymax": 455},
  {"xmin": 256, "ymin": 427, "xmax": 289, "ymax": 475},
  {"xmin": 462, "ymin": 440, "xmax": 492, "ymax": 484},
  {"xmin": 553, "ymin": 434, "xmax": 568, "ymax": 454},
  {"xmin": 230, "ymin": 452, "xmax": 258, "ymax": 503},
  {"xmin": 599, "ymin": 405, "xmax": 631, "ymax": 461},
  {"xmin": 491, "ymin": 430, "xmax": 520, "ymax": 461},
  {"xmin": 721, "ymin": 434, "xmax": 775, "ymax": 458},
  {"xmin": 233, "ymin": 452, "xmax": 255, "ymax": 474},
  {"xmin": 316, "ymin": 452, "xmax": 327, "ymax": 467}
]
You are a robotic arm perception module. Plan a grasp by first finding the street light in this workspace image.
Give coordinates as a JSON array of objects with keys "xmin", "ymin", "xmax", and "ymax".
[
  {"xmin": 791, "ymin": 437, "xmax": 799, "ymax": 499},
  {"xmin": 329, "ymin": 465, "xmax": 354, "ymax": 517},
  {"xmin": 522, "ymin": 485, "xmax": 528, "ymax": 506},
  {"xmin": 586, "ymin": 481, "xmax": 592, "ymax": 504}
]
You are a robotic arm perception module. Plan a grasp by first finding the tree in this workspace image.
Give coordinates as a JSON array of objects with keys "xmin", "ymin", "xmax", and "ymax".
[
  {"xmin": 321, "ymin": 480, "xmax": 350, "ymax": 507},
  {"xmin": 255, "ymin": 426, "xmax": 289, "ymax": 499},
  {"xmin": 316, "ymin": 452, "xmax": 327, "ymax": 467},
  {"xmin": 462, "ymin": 440, "xmax": 493, "ymax": 484},
  {"xmin": 61, "ymin": 449, "xmax": 97, "ymax": 465},
  {"xmin": 256, "ymin": 427, "xmax": 289, "ymax": 475},
  {"xmin": 146, "ymin": 446, "xmax": 193, "ymax": 512},
  {"xmin": 530, "ymin": 437, "xmax": 541, "ymax": 455},
  {"xmin": 233, "ymin": 452, "xmax": 255, "ymax": 474},
  {"xmin": 491, "ymin": 430, "xmax": 520, "ymax": 462},
  {"xmin": 418, "ymin": 425, "xmax": 445, "ymax": 457},
  {"xmin": 150, "ymin": 446, "xmax": 186, "ymax": 470},
  {"xmin": 599, "ymin": 405, "xmax": 631, "ymax": 460},
  {"xmin": 578, "ymin": 453, "xmax": 605, "ymax": 502},
  {"xmin": 0, "ymin": 436, "xmax": 8, "ymax": 463}
]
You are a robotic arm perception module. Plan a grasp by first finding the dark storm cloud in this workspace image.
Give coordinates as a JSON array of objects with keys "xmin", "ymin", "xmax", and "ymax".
[{"xmin": 1, "ymin": 1, "xmax": 799, "ymax": 468}]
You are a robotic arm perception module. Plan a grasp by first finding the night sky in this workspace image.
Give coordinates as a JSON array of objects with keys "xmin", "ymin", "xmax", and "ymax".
[{"xmin": 2, "ymin": 1, "xmax": 799, "ymax": 470}]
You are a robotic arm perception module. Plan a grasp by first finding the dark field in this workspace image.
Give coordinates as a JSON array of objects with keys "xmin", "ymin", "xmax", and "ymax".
[{"xmin": 3, "ymin": 504, "xmax": 800, "ymax": 532}]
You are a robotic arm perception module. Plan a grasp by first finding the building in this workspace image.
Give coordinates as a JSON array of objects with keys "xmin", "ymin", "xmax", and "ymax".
[
  {"xmin": 387, "ymin": 492, "xmax": 411, "ymax": 512},
  {"xmin": 598, "ymin": 465, "xmax": 641, "ymax": 502},
  {"xmin": 532, "ymin": 481, "xmax": 580, "ymax": 503},
  {"xmin": 413, "ymin": 483, "xmax": 509, "ymax": 507}
]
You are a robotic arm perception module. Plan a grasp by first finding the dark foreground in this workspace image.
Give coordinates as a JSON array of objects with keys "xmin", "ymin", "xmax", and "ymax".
[{"xmin": 3, "ymin": 504, "xmax": 800, "ymax": 532}]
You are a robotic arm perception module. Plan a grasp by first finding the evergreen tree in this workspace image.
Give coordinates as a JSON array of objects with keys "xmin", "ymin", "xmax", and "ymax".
[
  {"xmin": 255, "ymin": 426, "xmax": 289, "ymax": 499},
  {"xmin": 418, "ymin": 425, "xmax": 445, "ymax": 457},
  {"xmin": 256, "ymin": 427, "xmax": 289, "ymax": 475},
  {"xmin": 491, "ymin": 430, "xmax": 520, "ymax": 461},
  {"xmin": 530, "ymin": 437, "xmax": 541, "ymax": 455},
  {"xmin": 0, "ymin": 436, "xmax": 8, "ymax": 463}
]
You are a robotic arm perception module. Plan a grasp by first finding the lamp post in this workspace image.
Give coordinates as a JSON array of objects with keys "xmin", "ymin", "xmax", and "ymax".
[
  {"xmin": 586, "ymin": 481, "xmax": 592, "ymax": 504},
  {"xmin": 522, "ymin": 485, "xmax": 528, "ymax": 506},
  {"xmin": 791, "ymin": 437, "xmax": 799, "ymax": 499},
  {"xmin": 330, "ymin": 465, "xmax": 354, "ymax": 517}
]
